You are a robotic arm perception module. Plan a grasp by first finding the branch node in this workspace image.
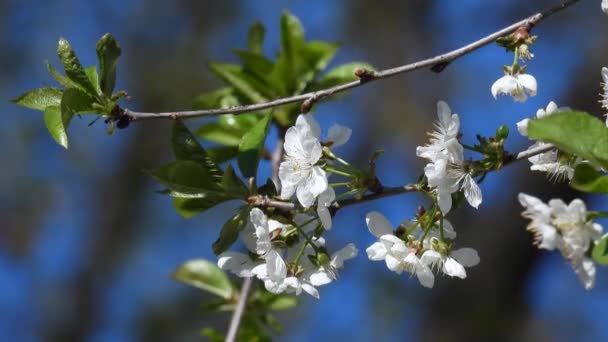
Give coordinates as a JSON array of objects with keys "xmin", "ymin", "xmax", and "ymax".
[
  {"xmin": 354, "ymin": 68, "xmax": 376, "ymax": 83},
  {"xmin": 430, "ymin": 61, "xmax": 450, "ymax": 73},
  {"xmin": 300, "ymin": 95, "xmax": 319, "ymax": 113}
]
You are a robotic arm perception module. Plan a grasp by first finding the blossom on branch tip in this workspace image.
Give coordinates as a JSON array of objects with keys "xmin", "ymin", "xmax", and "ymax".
[
  {"xmin": 420, "ymin": 246, "xmax": 480, "ymax": 279},
  {"xmin": 279, "ymin": 114, "xmax": 328, "ymax": 208},
  {"xmin": 416, "ymin": 101, "xmax": 463, "ymax": 165},
  {"xmin": 519, "ymin": 193, "xmax": 604, "ymax": 290},
  {"xmin": 491, "ymin": 73, "xmax": 537, "ymax": 102}
]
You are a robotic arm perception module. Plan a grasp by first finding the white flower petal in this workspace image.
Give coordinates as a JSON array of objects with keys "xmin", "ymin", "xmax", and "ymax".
[
  {"xmin": 330, "ymin": 243, "xmax": 358, "ymax": 269},
  {"xmin": 450, "ymin": 248, "xmax": 480, "ymax": 267},
  {"xmin": 416, "ymin": 265, "xmax": 435, "ymax": 288},
  {"xmin": 317, "ymin": 187, "xmax": 336, "ymax": 229},
  {"xmin": 327, "ymin": 124, "xmax": 352, "ymax": 147},
  {"xmin": 296, "ymin": 114, "xmax": 321, "ymax": 139},
  {"xmin": 385, "ymin": 254, "xmax": 404, "ymax": 274},
  {"xmin": 443, "ymin": 257, "xmax": 467, "ymax": 279},
  {"xmin": 296, "ymin": 167, "xmax": 328, "ymax": 208},
  {"xmin": 575, "ymin": 258, "xmax": 596, "ymax": 290},
  {"xmin": 517, "ymin": 74, "xmax": 537, "ymax": 96},
  {"xmin": 309, "ymin": 271, "xmax": 333, "ymax": 287},
  {"xmin": 301, "ymin": 283, "xmax": 320, "ymax": 299},
  {"xmin": 491, "ymin": 75, "xmax": 517, "ymax": 99},
  {"xmin": 218, "ymin": 252, "xmax": 256, "ymax": 277},
  {"xmin": 366, "ymin": 211, "xmax": 394, "ymax": 238},
  {"xmin": 517, "ymin": 118, "xmax": 530, "ymax": 136},
  {"xmin": 463, "ymin": 174, "xmax": 482, "ymax": 209},
  {"xmin": 366, "ymin": 242, "xmax": 388, "ymax": 260}
]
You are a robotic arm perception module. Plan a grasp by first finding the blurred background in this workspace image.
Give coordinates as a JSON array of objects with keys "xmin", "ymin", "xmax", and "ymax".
[{"xmin": 2, "ymin": 0, "xmax": 608, "ymax": 341}]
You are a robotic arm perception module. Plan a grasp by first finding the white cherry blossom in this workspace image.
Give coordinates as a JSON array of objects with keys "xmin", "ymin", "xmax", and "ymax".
[
  {"xmin": 279, "ymin": 114, "xmax": 328, "ymax": 208},
  {"xmin": 603, "ymin": 0, "xmax": 608, "ymax": 15},
  {"xmin": 519, "ymin": 193, "xmax": 604, "ymax": 289},
  {"xmin": 365, "ymin": 211, "xmax": 434, "ymax": 287},
  {"xmin": 491, "ymin": 73, "xmax": 537, "ymax": 102},
  {"xmin": 416, "ymin": 101, "xmax": 464, "ymax": 164},
  {"xmin": 420, "ymin": 247, "xmax": 480, "ymax": 279},
  {"xmin": 601, "ymin": 67, "xmax": 608, "ymax": 121}
]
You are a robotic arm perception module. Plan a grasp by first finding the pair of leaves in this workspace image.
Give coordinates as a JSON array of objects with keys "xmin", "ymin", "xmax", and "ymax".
[{"xmin": 12, "ymin": 34, "xmax": 122, "ymax": 148}]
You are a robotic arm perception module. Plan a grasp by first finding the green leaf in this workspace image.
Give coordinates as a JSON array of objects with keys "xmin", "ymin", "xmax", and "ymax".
[
  {"xmin": 267, "ymin": 295, "xmax": 297, "ymax": 311},
  {"xmin": 208, "ymin": 63, "xmax": 268, "ymax": 103},
  {"xmin": 43, "ymin": 106, "xmax": 69, "ymax": 149},
  {"xmin": 95, "ymin": 33, "xmax": 122, "ymax": 96},
  {"xmin": 238, "ymin": 113, "xmax": 271, "ymax": 178},
  {"xmin": 213, "ymin": 206, "xmax": 250, "ymax": 255},
  {"xmin": 234, "ymin": 50, "xmax": 275, "ymax": 81},
  {"xmin": 84, "ymin": 65, "xmax": 102, "ymax": 96},
  {"xmin": 222, "ymin": 164, "xmax": 249, "ymax": 197},
  {"xmin": 60, "ymin": 88, "xmax": 96, "ymax": 118},
  {"xmin": 280, "ymin": 11, "xmax": 305, "ymax": 73},
  {"xmin": 313, "ymin": 62, "xmax": 376, "ymax": 89},
  {"xmin": 192, "ymin": 87, "xmax": 238, "ymax": 110},
  {"xmin": 172, "ymin": 259, "xmax": 234, "ymax": 299},
  {"xmin": 10, "ymin": 87, "xmax": 62, "ymax": 111},
  {"xmin": 148, "ymin": 160, "xmax": 224, "ymax": 196},
  {"xmin": 527, "ymin": 111, "xmax": 608, "ymax": 170},
  {"xmin": 571, "ymin": 163, "xmax": 608, "ymax": 193},
  {"xmin": 208, "ymin": 146, "xmax": 239, "ymax": 164},
  {"xmin": 201, "ymin": 328, "xmax": 225, "ymax": 342},
  {"xmin": 173, "ymin": 197, "xmax": 228, "ymax": 219},
  {"xmin": 57, "ymin": 37, "xmax": 97, "ymax": 95},
  {"xmin": 46, "ymin": 61, "xmax": 80, "ymax": 88},
  {"xmin": 247, "ymin": 21, "xmax": 265, "ymax": 54},
  {"xmin": 172, "ymin": 121, "xmax": 223, "ymax": 182},
  {"xmin": 592, "ymin": 235, "xmax": 608, "ymax": 265},
  {"xmin": 257, "ymin": 178, "xmax": 277, "ymax": 198},
  {"xmin": 197, "ymin": 123, "xmax": 245, "ymax": 146}
]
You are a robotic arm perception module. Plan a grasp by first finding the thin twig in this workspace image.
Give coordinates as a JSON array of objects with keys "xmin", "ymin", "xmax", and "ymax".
[
  {"xmin": 225, "ymin": 277, "xmax": 253, "ymax": 342},
  {"xmin": 271, "ymin": 128, "xmax": 286, "ymax": 188},
  {"xmin": 251, "ymin": 142, "xmax": 557, "ymax": 212},
  {"xmin": 123, "ymin": 0, "xmax": 581, "ymax": 122}
]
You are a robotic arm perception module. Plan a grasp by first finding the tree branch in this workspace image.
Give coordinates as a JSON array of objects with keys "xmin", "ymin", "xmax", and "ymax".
[
  {"xmin": 250, "ymin": 142, "xmax": 557, "ymax": 212},
  {"xmin": 123, "ymin": 0, "xmax": 581, "ymax": 122},
  {"xmin": 225, "ymin": 277, "xmax": 253, "ymax": 342}
]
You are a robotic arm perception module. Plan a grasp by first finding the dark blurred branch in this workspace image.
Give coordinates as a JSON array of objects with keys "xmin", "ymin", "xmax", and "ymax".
[{"xmin": 124, "ymin": 0, "xmax": 581, "ymax": 122}]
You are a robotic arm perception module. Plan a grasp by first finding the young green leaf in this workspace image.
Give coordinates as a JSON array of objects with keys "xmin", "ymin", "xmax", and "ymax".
[
  {"xmin": 592, "ymin": 235, "xmax": 608, "ymax": 265},
  {"xmin": 238, "ymin": 113, "xmax": 272, "ymax": 178},
  {"xmin": 571, "ymin": 163, "xmax": 608, "ymax": 193},
  {"xmin": 172, "ymin": 259, "xmax": 234, "ymax": 299},
  {"xmin": 233, "ymin": 50, "xmax": 275, "ymax": 82},
  {"xmin": 213, "ymin": 206, "xmax": 250, "ymax": 255},
  {"xmin": 222, "ymin": 165, "xmax": 249, "ymax": 197},
  {"xmin": 60, "ymin": 88, "xmax": 96, "ymax": 118},
  {"xmin": 280, "ymin": 11, "xmax": 305, "ymax": 73},
  {"xmin": 247, "ymin": 21, "xmax": 266, "ymax": 54},
  {"xmin": 267, "ymin": 295, "xmax": 297, "ymax": 311},
  {"xmin": 43, "ymin": 105, "xmax": 69, "ymax": 149},
  {"xmin": 57, "ymin": 37, "xmax": 97, "ymax": 96},
  {"xmin": 46, "ymin": 61, "xmax": 79, "ymax": 89},
  {"xmin": 95, "ymin": 33, "xmax": 122, "ymax": 96},
  {"xmin": 172, "ymin": 121, "xmax": 223, "ymax": 181},
  {"xmin": 527, "ymin": 111, "xmax": 608, "ymax": 170},
  {"xmin": 84, "ymin": 65, "xmax": 102, "ymax": 96},
  {"xmin": 10, "ymin": 87, "xmax": 62, "ymax": 111},
  {"xmin": 208, "ymin": 63, "xmax": 269, "ymax": 103}
]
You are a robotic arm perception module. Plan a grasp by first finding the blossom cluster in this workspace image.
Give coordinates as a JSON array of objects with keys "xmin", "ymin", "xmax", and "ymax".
[
  {"xmin": 416, "ymin": 101, "xmax": 482, "ymax": 213},
  {"xmin": 218, "ymin": 208, "xmax": 358, "ymax": 298},
  {"xmin": 365, "ymin": 211, "xmax": 479, "ymax": 288},
  {"xmin": 519, "ymin": 194, "xmax": 605, "ymax": 289}
]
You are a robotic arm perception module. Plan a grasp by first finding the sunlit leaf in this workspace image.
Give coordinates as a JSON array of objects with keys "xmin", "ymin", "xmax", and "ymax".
[
  {"xmin": 57, "ymin": 37, "xmax": 97, "ymax": 96},
  {"xmin": 43, "ymin": 105, "xmax": 69, "ymax": 149},
  {"xmin": 173, "ymin": 259, "xmax": 234, "ymax": 299},
  {"xmin": 10, "ymin": 87, "xmax": 62, "ymax": 111},
  {"xmin": 84, "ymin": 65, "xmax": 102, "ymax": 96},
  {"xmin": 208, "ymin": 63, "xmax": 269, "ymax": 103},
  {"xmin": 527, "ymin": 111, "xmax": 608, "ymax": 170},
  {"xmin": 60, "ymin": 88, "xmax": 96, "ymax": 118}
]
